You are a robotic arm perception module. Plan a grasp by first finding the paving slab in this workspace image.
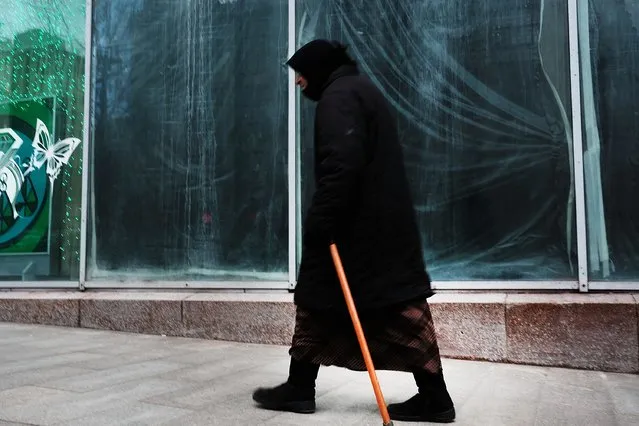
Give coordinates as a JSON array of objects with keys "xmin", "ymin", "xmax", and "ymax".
[
  {"xmin": 41, "ymin": 360, "xmax": 186, "ymax": 393},
  {"xmin": 56, "ymin": 402, "xmax": 193, "ymax": 426},
  {"xmin": 0, "ymin": 352, "xmax": 106, "ymax": 376},
  {"xmin": 0, "ymin": 366, "xmax": 94, "ymax": 392},
  {"xmin": 0, "ymin": 322, "xmax": 637, "ymax": 426}
]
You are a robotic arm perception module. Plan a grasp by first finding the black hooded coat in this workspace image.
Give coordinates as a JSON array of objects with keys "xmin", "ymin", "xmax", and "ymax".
[{"xmin": 288, "ymin": 40, "xmax": 434, "ymax": 313}]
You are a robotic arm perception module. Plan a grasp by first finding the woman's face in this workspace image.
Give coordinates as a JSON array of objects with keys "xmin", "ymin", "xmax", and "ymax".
[{"xmin": 295, "ymin": 73, "xmax": 308, "ymax": 90}]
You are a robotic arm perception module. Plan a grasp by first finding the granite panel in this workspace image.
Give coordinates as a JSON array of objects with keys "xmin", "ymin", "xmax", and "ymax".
[
  {"xmin": 0, "ymin": 296, "xmax": 78, "ymax": 327},
  {"xmin": 80, "ymin": 298, "xmax": 184, "ymax": 336},
  {"xmin": 183, "ymin": 300, "xmax": 295, "ymax": 345},
  {"xmin": 429, "ymin": 294, "xmax": 507, "ymax": 362},
  {"xmin": 506, "ymin": 294, "xmax": 638, "ymax": 373},
  {"xmin": 2, "ymin": 291, "xmax": 638, "ymax": 373}
]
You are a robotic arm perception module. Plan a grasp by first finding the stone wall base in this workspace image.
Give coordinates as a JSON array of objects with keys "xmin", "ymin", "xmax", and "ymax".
[{"xmin": 1, "ymin": 291, "xmax": 637, "ymax": 373}]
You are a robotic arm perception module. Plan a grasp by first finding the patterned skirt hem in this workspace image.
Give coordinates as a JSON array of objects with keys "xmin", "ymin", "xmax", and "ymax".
[{"xmin": 288, "ymin": 297, "xmax": 442, "ymax": 374}]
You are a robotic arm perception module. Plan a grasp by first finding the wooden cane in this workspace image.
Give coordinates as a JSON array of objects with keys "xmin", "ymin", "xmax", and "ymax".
[{"xmin": 330, "ymin": 243, "xmax": 393, "ymax": 426}]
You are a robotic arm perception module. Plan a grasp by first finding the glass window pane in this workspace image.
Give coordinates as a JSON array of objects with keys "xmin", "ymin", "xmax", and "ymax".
[
  {"xmin": 90, "ymin": 0, "xmax": 288, "ymax": 281},
  {"xmin": 582, "ymin": 0, "xmax": 639, "ymax": 281},
  {"xmin": 0, "ymin": 1, "xmax": 85, "ymax": 281},
  {"xmin": 296, "ymin": 0, "xmax": 577, "ymax": 280}
]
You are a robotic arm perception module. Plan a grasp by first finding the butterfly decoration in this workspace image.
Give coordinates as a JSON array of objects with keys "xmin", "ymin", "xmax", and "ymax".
[{"xmin": 24, "ymin": 119, "xmax": 82, "ymax": 185}]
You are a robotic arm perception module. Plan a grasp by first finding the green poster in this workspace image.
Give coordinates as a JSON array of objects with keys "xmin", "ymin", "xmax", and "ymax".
[{"xmin": 0, "ymin": 98, "xmax": 57, "ymax": 254}]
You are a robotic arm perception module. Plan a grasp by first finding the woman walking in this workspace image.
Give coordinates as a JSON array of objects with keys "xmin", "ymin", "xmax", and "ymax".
[{"xmin": 252, "ymin": 39, "xmax": 456, "ymax": 423}]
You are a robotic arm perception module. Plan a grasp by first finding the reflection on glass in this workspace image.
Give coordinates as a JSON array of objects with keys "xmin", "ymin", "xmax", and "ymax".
[
  {"xmin": 296, "ymin": 0, "xmax": 577, "ymax": 280},
  {"xmin": 581, "ymin": 0, "xmax": 639, "ymax": 280},
  {"xmin": 90, "ymin": 0, "xmax": 288, "ymax": 280},
  {"xmin": 0, "ymin": 1, "xmax": 85, "ymax": 280}
]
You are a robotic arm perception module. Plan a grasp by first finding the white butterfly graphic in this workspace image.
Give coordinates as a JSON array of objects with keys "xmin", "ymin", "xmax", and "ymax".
[{"xmin": 25, "ymin": 119, "xmax": 81, "ymax": 185}]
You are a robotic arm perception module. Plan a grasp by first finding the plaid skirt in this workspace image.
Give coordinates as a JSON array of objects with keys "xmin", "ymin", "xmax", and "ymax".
[{"xmin": 289, "ymin": 297, "xmax": 442, "ymax": 374}]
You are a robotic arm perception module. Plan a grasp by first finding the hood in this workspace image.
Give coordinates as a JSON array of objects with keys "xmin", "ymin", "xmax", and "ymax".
[{"xmin": 286, "ymin": 39, "xmax": 357, "ymax": 101}]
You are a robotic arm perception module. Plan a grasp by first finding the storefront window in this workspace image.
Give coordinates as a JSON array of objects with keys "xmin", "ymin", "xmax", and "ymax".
[
  {"xmin": 580, "ymin": 0, "xmax": 639, "ymax": 281},
  {"xmin": 0, "ymin": 1, "xmax": 85, "ymax": 280},
  {"xmin": 2, "ymin": 0, "xmax": 632, "ymax": 288},
  {"xmin": 89, "ymin": 0, "xmax": 289, "ymax": 280},
  {"xmin": 296, "ymin": 0, "xmax": 577, "ymax": 280}
]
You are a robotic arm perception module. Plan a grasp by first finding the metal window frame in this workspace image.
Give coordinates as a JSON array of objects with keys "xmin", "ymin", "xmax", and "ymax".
[
  {"xmin": 0, "ymin": 0, "xmax": 93, "ymax": 290},
  {"xmin": 78, "ymin": 0, "xmax": 93, "ymax": 291},
  {"xmin": 74, "ymin": 0, "xmax": 293, "ymax": 291},
  {"xmin": 568, "ymin": 0, "xmax": 590, "ymax": 292},
  {"xmin": 285, "ymin": 0, "xmax": 592, "ymax": 293},
  {"xmin": 431, "ymin": 281, "xmax": 578, "ymax": 291},
  {"xmin": 287, "ymin": 0, "xmax": 297, "ymax": 290},
  {"xmin": 82, "ymin": 280, "xmax": 291, "ymax": 290},
  {"xmin": 0, "ymin": 281, "xmax": 79, "ymax": 289},
  {"xmin": 5, "ymin": 0, "xmax": 634, "ymax": 292},
  {"xmin": 588, "ymin": 282, "xmax": 639, "ymax": 291}
]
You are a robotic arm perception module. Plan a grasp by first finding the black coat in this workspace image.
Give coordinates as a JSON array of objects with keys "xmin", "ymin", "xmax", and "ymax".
[{"xmin": 295, "ymin": 65, "xmax": 434, "ymax": 312}]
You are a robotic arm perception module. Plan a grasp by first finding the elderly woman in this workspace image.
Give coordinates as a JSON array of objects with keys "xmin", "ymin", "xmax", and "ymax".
[{"xmin": 252, "ymin": 39, "xmax": 455, "ymax": 423}]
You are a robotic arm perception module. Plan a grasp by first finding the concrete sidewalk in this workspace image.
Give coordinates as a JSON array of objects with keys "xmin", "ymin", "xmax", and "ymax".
[{"xmin": 0, "ymin": 323, "xmax": 637, "ymax": 425}]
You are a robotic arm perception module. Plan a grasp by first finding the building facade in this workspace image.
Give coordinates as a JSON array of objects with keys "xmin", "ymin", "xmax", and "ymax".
[{"xmin": 0, "ymin": 0, "xmax": 637, "ymax": 294}]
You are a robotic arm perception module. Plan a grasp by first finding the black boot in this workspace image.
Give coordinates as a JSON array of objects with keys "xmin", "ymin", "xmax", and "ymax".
[
  {"xmin": 387, "ymin": 369, "xmax": 456, "ymax": 423},
  {"xmin": 252, "ymin": 357, "xmax": 319, "ymax": 414}
]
